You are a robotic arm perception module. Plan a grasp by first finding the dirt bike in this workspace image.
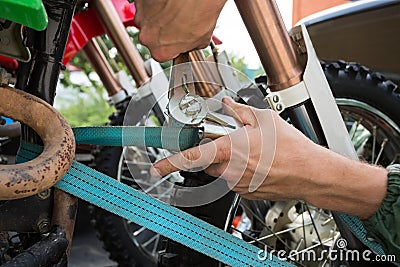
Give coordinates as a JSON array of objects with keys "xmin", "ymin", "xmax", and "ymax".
[
  {"xmin": 77, "ymin": 3, "xmax": 400, "ymax": 266},
  {"xmin": 0, "ymin": 0, "xmax": 399, "ymax": 266}
]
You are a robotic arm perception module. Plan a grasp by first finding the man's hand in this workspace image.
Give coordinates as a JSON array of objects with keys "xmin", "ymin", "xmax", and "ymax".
[
  {"xmin": 151, "ymin": 97, "xmax": 388, "ymax": 219},
  {"xmin": 151, "ymin": 97, "xmax": 318, "ymax": 201},
  {"xmin": 134, "ymin": 0, "xmax": 227, "ymax": 62}
]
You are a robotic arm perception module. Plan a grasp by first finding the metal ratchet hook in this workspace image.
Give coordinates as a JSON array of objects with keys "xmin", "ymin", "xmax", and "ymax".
[
  {"xmin": 167, "ymin": 53, "xmax": 243, "ymax": 137},
  {"xmin": 168, "ymin": 53, "xmax": 207, "ymax": 125}
]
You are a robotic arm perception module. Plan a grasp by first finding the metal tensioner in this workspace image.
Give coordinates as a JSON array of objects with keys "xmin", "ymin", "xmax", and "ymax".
[{"xmin": 167, "ymin": 53, "xmax": 242, "ymax": 138}]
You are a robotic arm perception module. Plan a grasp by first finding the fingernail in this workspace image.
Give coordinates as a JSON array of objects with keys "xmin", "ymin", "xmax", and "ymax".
[
  {"xmin": 222, "ymin": 96, "xmax": 234, "ymax": 105},
  {"xmin": 150, "ymin": 166, "xmax": 162, "ymax": 178}
]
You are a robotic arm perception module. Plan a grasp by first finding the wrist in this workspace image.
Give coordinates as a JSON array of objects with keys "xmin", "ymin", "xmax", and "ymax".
[{"xmin": 358, "ymin": 164, "xmax": 388, "ymax": 218}]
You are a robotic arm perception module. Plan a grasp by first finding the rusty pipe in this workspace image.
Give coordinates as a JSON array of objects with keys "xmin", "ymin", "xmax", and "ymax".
[
  {"xmin": 0, "ymin": 122, "xmax": 21, "ymax": 138},
  {"xmin": 96, "ymin": 36, "xmax": 120, "ymax": 73},
  {"xmin": 173, "ymin": 52, "xmax": 220, "ymax": 98},
  {"xmin": 0, "ymin": 87, "xmax": 75, "ymax": 200},
  {"xmin": 83, "ymin": 39, "xmax": 122, "ymax": 96},
  {"xmin": 52, "ymin": 188, "xmax": 78, "ymax": 258},
  {"xmin": 234, "ymin": 0, "xmax": 303, "ymax": 91},
  {"xmin": 189, "ymin": 51, "xmax": 222, "ymax": 97},
  {"xmin": 91, "ymin": 0, "xmax": 150, "ymax": 86}
]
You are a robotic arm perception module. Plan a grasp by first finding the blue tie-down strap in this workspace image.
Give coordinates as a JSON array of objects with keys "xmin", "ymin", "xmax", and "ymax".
[
  {"xmin": 73, "ymin": 126, "xmax": 201, "ymax": 151},
  {"xmin": 17, "ymin": 139, "xmax": 293, "ymax": 267},
  {"xmin": 338, "ymin": 213, "xmax": 386, "ymax": 256}
]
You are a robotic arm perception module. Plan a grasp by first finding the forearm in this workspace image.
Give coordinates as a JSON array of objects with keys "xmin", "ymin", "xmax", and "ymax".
[{"xmin": 299, "ymin": 143, "xmax": 388, "ymax": 219}]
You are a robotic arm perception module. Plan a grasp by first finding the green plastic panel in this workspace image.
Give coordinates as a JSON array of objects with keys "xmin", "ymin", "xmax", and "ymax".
[{"xmin": 0, "ymin": 0, "xmax": 48, "ymax": 31}]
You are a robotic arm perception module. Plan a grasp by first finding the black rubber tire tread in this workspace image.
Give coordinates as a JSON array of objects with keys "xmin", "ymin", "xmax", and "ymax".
[
  {"xmin": 321, "ymin": 60, "xmax": 400, "ymax": 124},
  {"xmin": 89, "ymin": 103, "xmax": 157, "ymax": 267}
]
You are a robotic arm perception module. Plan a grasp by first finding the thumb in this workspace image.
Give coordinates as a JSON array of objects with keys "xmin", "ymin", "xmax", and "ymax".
[
  {"xmin": 150, "ymin": 139, "xmax": 223, "ymax": 177},
  {"xmin": 222, "ymin": 96, "xmax": 257, "ymax": 126}
]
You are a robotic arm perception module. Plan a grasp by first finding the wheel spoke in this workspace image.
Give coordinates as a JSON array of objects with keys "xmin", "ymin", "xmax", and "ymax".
[
  {"xmin": 374, "ymin": 138, "xmax": 388, "ymax": 165},
  {"xmin": 350, "ymin": 118, "xmax": 363, "ymax": 140},
  {"xmin": 152, "ymin": 234, "xmax": 160, "ymax": 255},
  {"xmin": 142, "ymin": 234, "xmax": 159, "ymax": 248},
  {"xmin": 124, "ymin": 160, "xmax": 152, "ymax": 166},
  {"xmin": 248, "ymin": 223, "xmax": 313, "ymax": 243},
  {"xmin": 230, "ymin": 227, "xmax": 308, "ymax": 267},
  {"xmin": 288, "ymin": 237, "xmax": 334, "ymax": 258},
  {"xmin": 390, "ymin": 153, "xmax": 400, "ymax": 165},
  {"xmin": 120, "ymin": 175, "xmax": 135, "ymax": 182},
  {"xmin": 304, "ymin": 203, "xmax": 326, "ymax": 258},
  {"xmin": 133, "ymin": 226, "xmax": 147, "ymax": 237},
  {"xmin": 133, "ymin": 147, "xmax": 154, "ymax": 156},
  {"xmin": 240, "ymin": 202, "xmax": 294, "ymax": 252},
  {"xmin": 304, "ymin": 204, "xmax": 323, "ymax": 246},
  {"xmin": 301, "ymin": 203, "xmax": 307, "ymax": 250},
  {"xmin": 159, "ymin": 186, "xmax": 174, "ymax": 199},
  {"xmin": 371, "ymin": 125, "xmax": 377, "ymax": 163},
  {"xmin": 144, "ymin": 176, "xmax": 171, "ymax": 193}
]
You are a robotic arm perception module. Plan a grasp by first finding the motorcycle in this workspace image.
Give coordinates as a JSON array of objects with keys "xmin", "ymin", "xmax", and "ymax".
[{"xmin": 0, "ymin": 0, "xmax": 398, "ymax": 266}]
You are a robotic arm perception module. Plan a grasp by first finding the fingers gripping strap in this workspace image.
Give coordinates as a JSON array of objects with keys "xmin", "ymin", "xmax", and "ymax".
[{"xmin": 17, "ymin": 141, "xmax": 292, "ymax": 267}]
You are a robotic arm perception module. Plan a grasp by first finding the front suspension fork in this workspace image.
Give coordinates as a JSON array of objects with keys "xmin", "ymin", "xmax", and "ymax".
[{"xmin": 235, "ymin": 0, "xmax": 362, "ymax": 249}]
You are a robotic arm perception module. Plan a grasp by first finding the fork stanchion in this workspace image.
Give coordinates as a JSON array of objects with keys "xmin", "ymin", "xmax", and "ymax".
[
  {"xmin": 234, "ymin": 0, "xmax": 303, "ymax": 92},
  {"xmin": 91, "ymin": 0, "xmax": 150, "ymax": 86}
]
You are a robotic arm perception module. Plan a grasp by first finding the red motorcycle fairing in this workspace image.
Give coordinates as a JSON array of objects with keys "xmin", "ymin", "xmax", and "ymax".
[
  {"xmin": 63, "ymin": 0, "xmax": 137, "ymax": 65},
  {"xmin": 0, "ymin": 55, "xmax": 18, "ymax": 71}
]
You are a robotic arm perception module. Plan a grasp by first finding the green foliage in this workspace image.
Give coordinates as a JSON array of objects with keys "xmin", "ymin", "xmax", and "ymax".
[
  {"xmin": 100, "ymin": 29, "xmax": 171, "ymax": 71},
  {"xmin": 56, "ymin": 85, "xmax": 115, "ymax": 127},
  {"xmin": 229, "ymin": 54, "xmax": 247, "ymax": 73},
  {"xmin": 228, "ymin": 53, "xmax": 264, "ymax": 81},
  {"xmin": 57, "ymin": 50, "xmax": 115, "ymax": 127},
  {"xmin": 56, "ymin": 30, "xmax": 170, "ymax": 128}
]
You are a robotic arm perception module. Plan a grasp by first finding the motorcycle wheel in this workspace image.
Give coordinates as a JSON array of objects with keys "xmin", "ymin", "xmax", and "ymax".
[{"xmin": 221, "ymin": 60, "xmax": 400, "ymax": 267}]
